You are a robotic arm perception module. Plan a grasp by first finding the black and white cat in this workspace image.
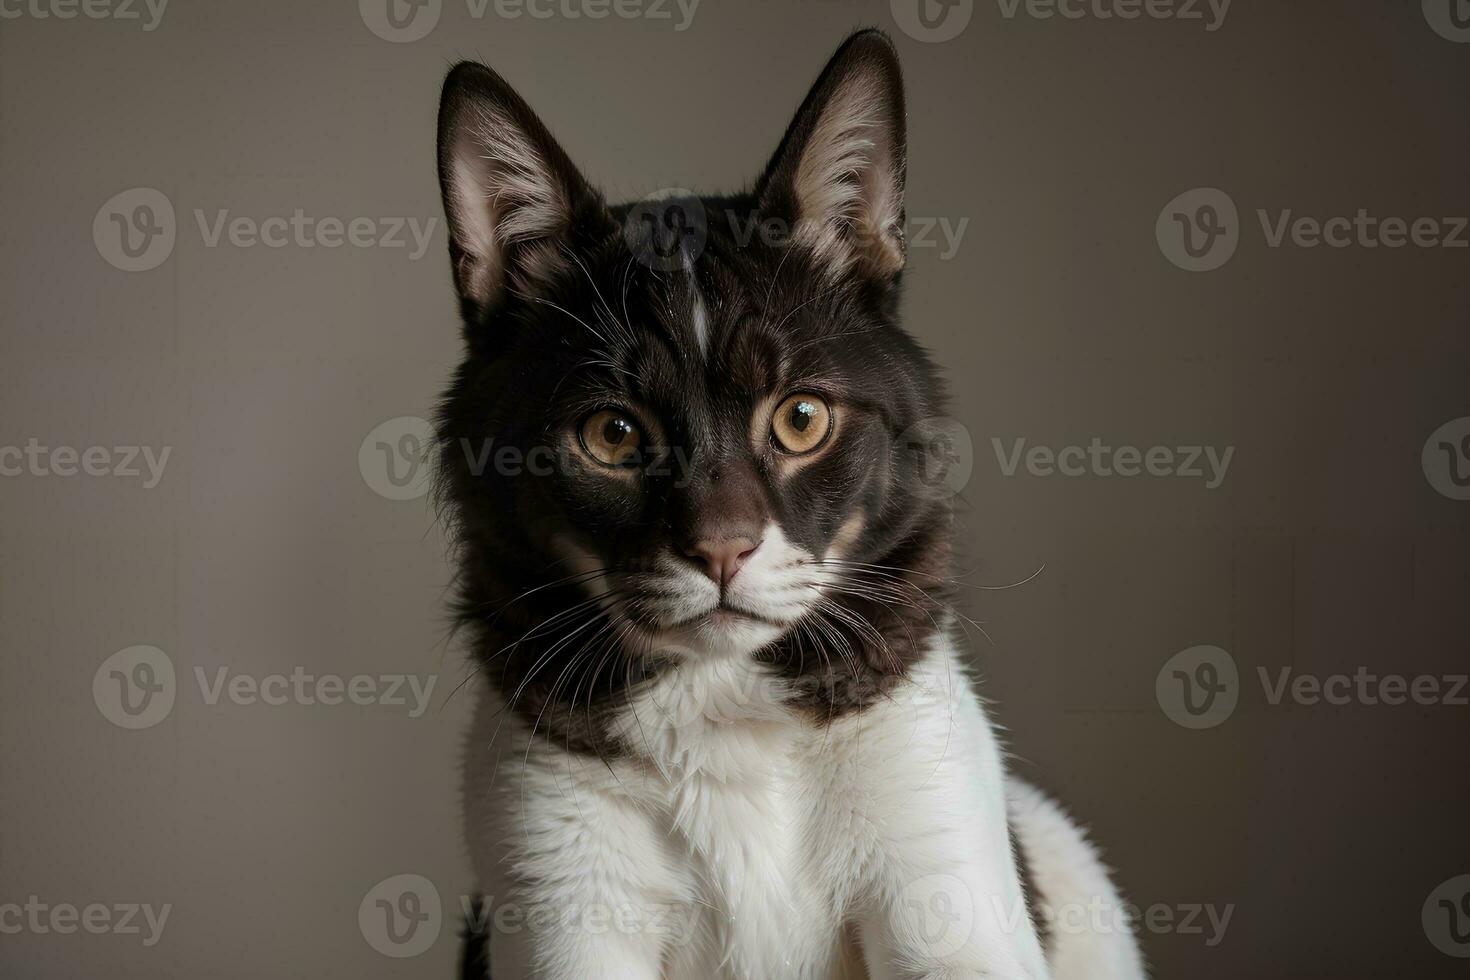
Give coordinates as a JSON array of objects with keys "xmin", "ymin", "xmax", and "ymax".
[{"xmin": 434, "ymin": 29, "xmax": 1146, "ymax": 980}]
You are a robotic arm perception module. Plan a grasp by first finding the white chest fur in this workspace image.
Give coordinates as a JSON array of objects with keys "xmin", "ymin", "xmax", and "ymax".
[
  {"xmin": 462, "ymin": 636, "xmax": 1071, "ymax": 980},
  {"xmin": 611, "ymin": 656, "xmax": 854, "ymax": 979}
]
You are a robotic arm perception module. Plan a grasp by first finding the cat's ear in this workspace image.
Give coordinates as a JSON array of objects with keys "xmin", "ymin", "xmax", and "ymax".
[
  {"xmin": 758, "ymin": 30, "xmax": 907, "ymax": 281},
  {"xmin": 437, "ymin": 62, "xmax": 598, "ymax": 314}
]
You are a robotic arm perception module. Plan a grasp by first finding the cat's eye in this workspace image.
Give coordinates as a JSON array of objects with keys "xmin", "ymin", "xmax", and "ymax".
[
  {"xmin": 770, "ymin": 394, "xmax": 832, "ymax": 455},
  {"xmin": 579, "ymin": 410, "xmax": 642, "ymax": 467}
]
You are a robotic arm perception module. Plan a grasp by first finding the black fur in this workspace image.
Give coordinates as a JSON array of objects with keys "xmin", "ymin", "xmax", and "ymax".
[
  {"xmin": 1012, "ymin": 824, "xmax": 1052, "ymax": 958},
  {"xmin": 460, "ymin": 897, "xmax": 490, "ymax": 980}
]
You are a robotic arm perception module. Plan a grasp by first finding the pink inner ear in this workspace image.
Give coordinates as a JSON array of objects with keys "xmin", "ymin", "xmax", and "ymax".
[
  {"xmin": 444, "ymin": 103, "xmax": 573, "ymax": 304},
  {"xmin": 448, "ymin": 152, "xmax": 502, "ymax": 301},
  {"xmin": 790, "ymin": 73, "xmax": 906, "ymax": 278}
]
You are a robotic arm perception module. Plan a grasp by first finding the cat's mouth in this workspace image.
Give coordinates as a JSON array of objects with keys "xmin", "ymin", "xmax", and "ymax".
[
  {"xmin": 667, "ymin": 602, "xmax": 788, "ymax": 630},
  {"xmin": 565, "ymin": 527, "xmax": 820, "ymax": 655}
]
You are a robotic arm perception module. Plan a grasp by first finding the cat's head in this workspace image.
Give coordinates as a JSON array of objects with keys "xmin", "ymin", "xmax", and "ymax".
[{"xmin": 435, "ymin": 30, "xmax": 950, "ymax": 688}]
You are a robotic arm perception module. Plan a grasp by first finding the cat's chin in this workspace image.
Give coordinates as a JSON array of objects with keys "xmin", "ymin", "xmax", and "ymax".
[{"xmin": 638, "ymin": 610, "xmax": 788, "ymax": 661}]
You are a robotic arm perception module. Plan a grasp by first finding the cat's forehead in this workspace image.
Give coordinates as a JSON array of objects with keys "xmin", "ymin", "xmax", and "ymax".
[
  {"xmin": 613, "ymin": 269, "xmax": 780, "ymax": 413},
  {"xmin": 588, "ymin": 232, "xmax": 805, "ymax": 390},
  {"xmin": 537, "ymin": 201, "xmax": 866, "ymax": 427}
]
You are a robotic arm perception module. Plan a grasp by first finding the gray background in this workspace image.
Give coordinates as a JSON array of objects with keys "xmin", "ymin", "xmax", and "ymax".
[{"xmin": 3, "ymin": 0, "xmax": 1469, "ymax": 977}]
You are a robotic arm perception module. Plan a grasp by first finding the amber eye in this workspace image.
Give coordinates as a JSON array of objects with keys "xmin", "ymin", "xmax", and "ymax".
[
  {"xmin": 579, "ymin": 410, "xmax": 642, "ymax": 467},
  {"xmin": 771, "ymin": 394, "xmax": 832, "ymax": 455}
]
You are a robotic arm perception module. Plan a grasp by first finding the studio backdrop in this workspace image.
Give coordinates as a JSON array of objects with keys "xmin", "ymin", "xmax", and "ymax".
[{"xmin": 1, "ymin": 1, "xmax": 1468, "ymax": 978}]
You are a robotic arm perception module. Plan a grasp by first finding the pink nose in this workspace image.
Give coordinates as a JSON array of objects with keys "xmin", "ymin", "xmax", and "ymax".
[{"xmin": 683, "ymin": 536, "xmax": 760, "ymax": 588}]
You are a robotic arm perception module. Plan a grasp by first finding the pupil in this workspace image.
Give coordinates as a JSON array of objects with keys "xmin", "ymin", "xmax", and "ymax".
[
  {"xmin": 602, "ymin": 418, "xmax": 629, "ymax": 444},
  {"xmin": 790, "ymin": 402, "xmax": 814, "ymax": 432}
]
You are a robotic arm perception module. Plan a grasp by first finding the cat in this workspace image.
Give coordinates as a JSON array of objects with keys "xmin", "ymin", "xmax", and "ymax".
[{"xmin": 434, "ymin": 28, "xmax": 1147, "ymax": 980}]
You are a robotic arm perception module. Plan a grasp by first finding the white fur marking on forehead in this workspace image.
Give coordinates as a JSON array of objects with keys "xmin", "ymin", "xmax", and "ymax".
[{"xmin": 690, "ymin": 278, "xmax": 709, "ymax": 359}]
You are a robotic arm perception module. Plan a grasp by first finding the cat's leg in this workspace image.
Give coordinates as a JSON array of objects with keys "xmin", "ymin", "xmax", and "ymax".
[
  {"xmin": 463, "ymin": 698, "xmax": 687, "ymax": 980},
  {"xmin": 848, "ymin": 648, "xmax": 1049, "ymax": 980},
  {"xmin": 855, "ymin": 790, "xmax": 1050, "ymax": 980},
  {"xmin": 475, "ymin": 831, "xmax": 678, "ymax": 980}
]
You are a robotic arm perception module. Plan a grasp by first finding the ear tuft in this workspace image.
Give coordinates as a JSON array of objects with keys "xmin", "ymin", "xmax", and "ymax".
[
  {"xmin": 759, "ymin": 30, "xmax": 907, "ymax": 281},
  {"xmin": 437, "ymin": 62, "xmax": 596, "ymax": 315}
]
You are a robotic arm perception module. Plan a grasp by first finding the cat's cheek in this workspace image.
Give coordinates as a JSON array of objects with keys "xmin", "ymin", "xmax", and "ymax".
[
  {"xmin": 775, "ymin": 428, "xmax": 884, "ymax": 557},
  {"xmin": 822, "ymin": 511, "xmax": 868, "ymax": 562},
  {"xmin": 553, "ymin": 461, "xmax": 648, "ymax": 530}
]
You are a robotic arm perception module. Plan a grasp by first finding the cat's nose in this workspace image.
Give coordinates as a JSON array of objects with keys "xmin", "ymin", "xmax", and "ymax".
[{"xmin": 683, "ymin": 536, "xmax": 761, "ymax": 588}]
